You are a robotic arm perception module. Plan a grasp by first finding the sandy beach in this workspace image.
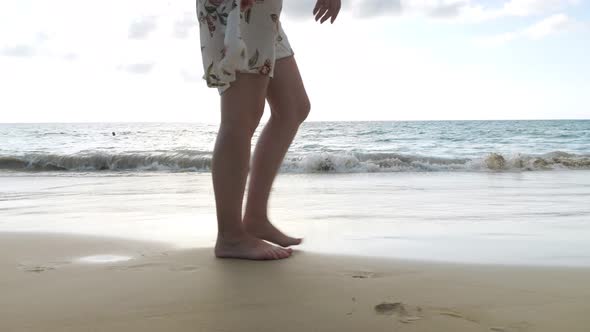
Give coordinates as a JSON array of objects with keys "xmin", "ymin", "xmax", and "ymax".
[{"xmin": 1, "ymin": 232, "xmax": 589, "ymax": 332}]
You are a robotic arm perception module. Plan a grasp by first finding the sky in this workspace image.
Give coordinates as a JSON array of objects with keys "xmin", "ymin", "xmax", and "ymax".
[{"xmin": 0, "ymin": 0, "xmax": 589, "ymax": 123}]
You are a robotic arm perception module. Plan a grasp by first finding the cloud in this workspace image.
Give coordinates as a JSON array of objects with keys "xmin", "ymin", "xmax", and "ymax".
[
  {"xmin": 174, "ymin": 13, "xmax": 197, "ymax": 39},
  {"xmin": 282, "ymin": 0, "xmax": 471, "ymax": 20},
  {"xmin": 1, "ymin": 44, "xmax": 80, "ymax": 61},
  {"xmin": 128, "ymin": 16, "xmax": 157, "ymax": 39},
  {"xmin": 282, "ymin": 0, "xmax": 482, "ymax": 20},
  {"xmin": 283, "ymin": 0, "xmax": 472, "ymax": 19},
  {"xmin": 283, "ymin": 0, "xmax": 323, "ymax": 18},
  {"xmin": 180, "ymin": 69, "xmax": 202, "ymax": 82},
  {"xmin": 63, "ymin": 53, "xmax": 79, "ymax": 61},
  {"xmin": 428, "ymin": 1, "xmax": 469, "ymax": 18},
  {"xmin": 523, "ymin": 12, "xmax": 573, "ymax": 39},
  {"xmin": 283, "ymin": 0, "xmax": 581, "ymax": 22},
  {"xmin": 0, "ymin": 32, "xmax": 48, "ymax": 58},
  {"xmin": 419, "ymin": 0, "xmax": 581, "ymax": 22},
  {"xmin": 502, "ymin": 0, "xmax": 580, "ymax": 16},
  {"xmin": 475, "ymin": 31, "xmax": 520, "ymax": 47},
  {"xmin": 1, "ymin": 45, "xmax": 36, "ymax": 57},
  {"xmin": 476, "ymin": 13, "xmax": 578, "ymax": 46},
  {"xmin": 352, "ymin": 0, "xmax": 402, "ymax": 18},
  {"xmin": 119, "ymin": 63, "xmax": 155, "ymax": 74}
]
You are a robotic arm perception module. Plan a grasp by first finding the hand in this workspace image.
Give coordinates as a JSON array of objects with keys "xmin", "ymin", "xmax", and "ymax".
[
  {"xmin": 241, "ymin": 0, "xmax": 254, "ymax": 11},
  {"xmin": 313, "ymin": 0, "xmax": 341, "ymax": 24}
]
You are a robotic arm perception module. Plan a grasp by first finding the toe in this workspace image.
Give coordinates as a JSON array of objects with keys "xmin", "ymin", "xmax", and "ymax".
[
  {"xmin": 286, "ymin": 235, "xmax": 302, "ymax": 246},
  {"xmin": 277, "ymin": 247, "xmax": 290, "ymax": 259},
  {"xmin": 285, "ymin": 238, "xmax": 301, "ymax": 246},
  {"xmin": 282, "ymin": 248, "xmax": 292, "ymax": 258},
  {"xmin": 274, "ymin": 248, "xmax": 286, "ymax": 259},
  {"xmin": 268, "ymin": 248, "xmax": 280, "ymax": 260}
]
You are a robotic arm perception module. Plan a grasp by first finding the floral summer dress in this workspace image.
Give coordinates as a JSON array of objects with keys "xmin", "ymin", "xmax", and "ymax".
[{"xmin": 196, "ymin": 0, "xmax": 295, "ymax": 95}]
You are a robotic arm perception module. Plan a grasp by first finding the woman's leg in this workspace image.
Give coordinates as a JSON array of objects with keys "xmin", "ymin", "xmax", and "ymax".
[
  {"xmin": 213, "ymin": 72, "xmax": 292, "ymax": 260},
  {"xmin": 243, "ymin": 55, "xmax": 310, "ymax": 247}
]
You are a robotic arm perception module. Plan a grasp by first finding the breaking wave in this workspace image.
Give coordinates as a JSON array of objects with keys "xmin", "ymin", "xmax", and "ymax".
[{"xmin": 1, "ymin": 150, "xmax": 589, "ymax": 173}]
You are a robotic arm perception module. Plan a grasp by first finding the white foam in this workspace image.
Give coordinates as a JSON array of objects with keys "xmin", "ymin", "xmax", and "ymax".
[
  {"xmin": 76, "ymin": 255, "xmax": 133, "ymax": 264},
  {"xmin": 0, "ymin": 150, "xmax": 588, "ymax": 173}
]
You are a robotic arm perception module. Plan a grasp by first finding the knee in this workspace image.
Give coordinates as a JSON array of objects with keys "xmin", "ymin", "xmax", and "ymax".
[
  {"xmin": 246, "ymin": 109, "xmax": 265, "ymax": 135},
  {"xmin": 221, "ymin": 110, "xmax": 263, "ymax": 137},
  {"xmin": 272, "ymin": 98, "xmax": 311, "ymax": 126},
  {"xmin": 220, "ymin": 118, "xmax": 260, "ymax": 139},
  {"xmin": 298, "ymin": 98, "xmax": 311, "ymax": 123}
]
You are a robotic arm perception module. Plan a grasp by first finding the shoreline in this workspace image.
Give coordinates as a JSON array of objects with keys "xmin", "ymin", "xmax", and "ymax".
[
  {"xmin": 2, "ymin": 171, "xmax": 590, "ymax": 267},
  {"xmin": 2, "ymin": 232, "xmax": 590, "ymax": 331}
]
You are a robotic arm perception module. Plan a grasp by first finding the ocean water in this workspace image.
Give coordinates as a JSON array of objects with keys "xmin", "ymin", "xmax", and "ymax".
[
  {"xmin": 1, "ymin": 121, "xmax": 590, "ymax": 266},
  {"xmin": 0, "ymin": 120, "xmax": 589, "ymax": 173}
]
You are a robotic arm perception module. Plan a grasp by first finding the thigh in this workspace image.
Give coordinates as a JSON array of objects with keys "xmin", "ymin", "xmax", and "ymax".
[
  {"xmin": 221, "ymin": 72, "xmax": 270, "ymax": 133},
  {"xmin": 266, "ymin": 55, "xmax": 310, "ymax": 117},
  {"xmin": 238, "ymin": 0, "xmax": 283, "ymax": 75}
]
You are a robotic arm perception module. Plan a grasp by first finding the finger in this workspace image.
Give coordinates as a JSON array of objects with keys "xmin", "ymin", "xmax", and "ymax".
[
  {"xmin": 323, "ymin": 1, "xmax": 337, "ymax": 24},
  {"xmin": 315, "ymin": 6, "xmax": 327, "ymax": 21},
  {"xmin": 320, "ymin": 1, "xmax": 332, "ymax": 23},
  {"xmin": 315, "ymin": 6, "xmax": 329, "ymax": 21},
  {"xmin": 331, "ymin": 2, "xmax": 341, "ymax": 23},
  {"xmin": 320, "ymin": 8, "xmax": 332, "ymax": 23},
  {"xmin": 327, "ymin": 1, "xmax": 335, "ymax": 24},
  {"xmin": 313, "ymin": 0, "xmax": 323, "ymax": 15}
]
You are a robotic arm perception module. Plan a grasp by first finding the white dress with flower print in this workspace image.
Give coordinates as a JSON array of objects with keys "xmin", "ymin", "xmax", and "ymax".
[{"xmin": 196, "ymin": 0, "xmax": 294, "ymax": 95}]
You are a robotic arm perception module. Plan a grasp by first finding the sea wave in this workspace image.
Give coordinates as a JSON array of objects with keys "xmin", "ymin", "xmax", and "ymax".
[
  {"xmin": 0, "ymin": 152, "xmax": 212, "ymax": 172},
  {"xmin": 1, "ymin": 150, "xmax": 589, "ymax": 173}
]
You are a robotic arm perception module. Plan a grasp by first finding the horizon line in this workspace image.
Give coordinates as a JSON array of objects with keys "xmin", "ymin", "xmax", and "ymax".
[{"xmin": 1, "ymin": 118, "xmax": 589, "ymax": 125}]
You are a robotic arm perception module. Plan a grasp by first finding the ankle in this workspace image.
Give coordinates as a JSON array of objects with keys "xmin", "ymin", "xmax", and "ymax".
[
  {"xmin": 243, "ymin": 212, "xmax": 268, "ymax": 223},
  {"xmin": 217, "ymin": 229, "xmax": 249, "ymax": 243}
]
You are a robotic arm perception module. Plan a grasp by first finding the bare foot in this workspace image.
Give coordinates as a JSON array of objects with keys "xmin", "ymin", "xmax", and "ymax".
[
  {"xmin": 214, "ymin": 233, "xmax": 293, "ymax": 260},
  {"xmin": 244, "ymin": 217, "xmax": 303, "ymax": 248}
]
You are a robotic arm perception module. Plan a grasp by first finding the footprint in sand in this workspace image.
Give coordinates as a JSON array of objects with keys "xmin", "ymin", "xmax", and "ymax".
[
  {"xmin": 375, "ymin": 302, "xmax": 522, "ymax": 330},
  {"xmin": 435, "ymin": 308, "xmax": 480, "ymax": 323},
  {"xmin": 18, "ymin": 260, "xmax": 72, "ymax": 273},
  {"xmin": 345, "ymin": 270, "xmax": 382, "ymax": 279},
  {"xmin": 108, "ymin": 262, "xmax": 167, "ymax": 271},
  {"xmin": 375, "ymin": 302, "xmax": 405, "ymax": 315},
  {"xmin": 19, "ymin": 265, "xmax": 56, "ymax": 273},
  {"xmin": 108, "ymin": 263, "xmax": 199, "ymax": 272},
  {"xmin": 374, "ymin": 302, "xmax": 423, "ymax": 324},
  {"xmin": 345, "ymin": 269, "xmax": 418, "ymax": 279},
  {"xmin": 169, "ymin": 265, "xmax": 199, "ymax": 272},
  {"xmin": 435, "ymin": 311, "xmax": 525, "ymax": 332},
  {"xmin": 497, "ymin": 321, "xmax": 533, "ymax": 332},
  {"xmin": 425, "ymin": 306, "xmax": 526, "ymax": 331}
]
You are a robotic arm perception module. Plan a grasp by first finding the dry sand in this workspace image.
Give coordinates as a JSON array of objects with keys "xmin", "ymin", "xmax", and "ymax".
[{"xmin": 1, "ymin": 232, "xmax": 589, "ymax": 332}]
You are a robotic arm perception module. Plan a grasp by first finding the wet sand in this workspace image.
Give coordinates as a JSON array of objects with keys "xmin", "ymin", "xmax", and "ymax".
[
  {"xmin": 1, "ymin": 232, "xmax": 589, "ymax": 332},
  {"xmin": 2, "ymin": 172, "xmax": 590, "ymax": 266}
]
